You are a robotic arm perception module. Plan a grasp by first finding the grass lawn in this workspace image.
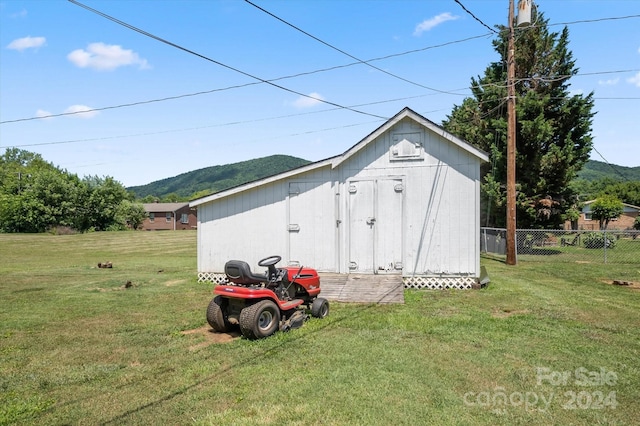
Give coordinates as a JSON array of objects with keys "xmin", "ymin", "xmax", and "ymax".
[{"xmin": 1, "ymin": 231, "xmax": 638, "ymax": 425}]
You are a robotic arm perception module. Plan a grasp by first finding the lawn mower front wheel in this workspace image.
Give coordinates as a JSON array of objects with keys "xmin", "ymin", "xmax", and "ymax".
[
  {"xmin": 311, "ymin": 297, "xmax": 330, "ymax": 319},
  {"xmin": 239, "ymin": 300, "xmax": 281, "ymax": 339},
  {"xmin": 206, "ymin": 295, "xmax": 230, "ymax": 332}
]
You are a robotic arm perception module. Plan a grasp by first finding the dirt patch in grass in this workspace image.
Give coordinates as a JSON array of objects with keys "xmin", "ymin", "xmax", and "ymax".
[
  {"xmin": 491, "ymin": 308, "xmax": 530, "ymax": 318},
  {"xmin": 181, "ymin": 325, "xmax": 240, "ymax": 350},
  {"xmin": 89, "ymin": 281, "xmax": 137, "ymax": 292},
  {"xmin": 602, "ymin": 279, "xmax": 640, "ymax": 290}
]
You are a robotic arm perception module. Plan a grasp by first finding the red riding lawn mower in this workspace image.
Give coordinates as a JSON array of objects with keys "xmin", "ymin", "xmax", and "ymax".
[{"xmin": 206, "ymin": 255, "xmax": 329, "ymax": 339}]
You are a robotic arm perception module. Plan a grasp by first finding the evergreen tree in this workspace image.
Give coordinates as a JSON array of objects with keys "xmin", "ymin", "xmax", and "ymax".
[{"xmin": 443, "ymin": 10, "xmax": 594, "ymax": 228}]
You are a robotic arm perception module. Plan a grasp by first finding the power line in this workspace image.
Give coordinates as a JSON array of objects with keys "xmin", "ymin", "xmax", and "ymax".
[
  {"xmin": 2, "ymin": 29, "xmax": 494, "ymax": 124},
  {"xmin": 2, "ymin": 5, "xmax": 637, "ymax": 125},
  {"xmin": 500, "ymin": 12, "xmax": 640, "ymax": 37},
  {"xmin": 453, "ymin": 0, "xmax": 498, "ymax": 34},
  {"xmin": 550, "ymin": 14, "xmax": 640, "ymax": 27},
  {"xmin": 3, "ymin": 64, "xmax": 636, "ymax": 124},
  {"xmin": 244, "ymin": 0, "xmax": 462, "ymax": 95},
  {"xmin": 67, "ymin": 0, "xmax": 388, "ymax": 122},
  {"xmin": 591, "ymin": 145, "xmax": 631, "ymax": 182},
  {"xmin": 3, "ymin": 119, "xmax": 379, "ymax": 149},
  {"xmin": 3, "ymin": 95, "xmax": 448, "ymax": 148},
  {"xmin": 0, "ymin": 83, "xmax": 261, "ymax": 124}
]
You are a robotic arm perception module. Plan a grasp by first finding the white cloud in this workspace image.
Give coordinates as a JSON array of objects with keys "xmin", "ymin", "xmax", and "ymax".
[
  {"xmin": 627, "ymin": 72, "xmax": 640, "ymax": 88},
  {"xmin": 11, "ymin": 9, "xmax": 28, "ymax": 19},
  {"xmin": 67, "ymin": 42, "xmax": 149, "ymax": 71},
  {"xmin": 64, "ymin": 105, "xmax": 99, "ymax": 119},
  {"xmin": 414, "ymin": 12, "xmax": 459, "ymax": 36},
  {"xmin": 36, "ymin": 109, "xmax": 53, "ymax": 120},
  {"xmin": 598, "ymin": 78, "xmax": 619, "ymax": 86},
  {"xmin": 292, "ymin": 92, "xmax": 324, "ymax": 108},
  {"xmin": 7, "ymin": 36, "xmax": 46, "ymax": 51}
]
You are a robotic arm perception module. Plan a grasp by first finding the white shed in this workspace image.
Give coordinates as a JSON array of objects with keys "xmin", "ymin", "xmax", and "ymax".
[{"xmin": 190, "ymin": 107, "xmax": 488, "ymax": 289}]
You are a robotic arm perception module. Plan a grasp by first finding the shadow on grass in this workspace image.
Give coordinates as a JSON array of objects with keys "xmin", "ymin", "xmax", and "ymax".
[
  {"xmin": 482, "ymin": 248, "xmax": 563, "ymax": 258},
  {"xmin": 52, "ymin": 284, "xmax": 401, "ymax": 425},
  {"xmin": 481, "ymin": 253, "xmax": 507, "ymax": 264},
  {"xmin": 517, "ymin": 248, "xmax": 562, "ymax": 256}
]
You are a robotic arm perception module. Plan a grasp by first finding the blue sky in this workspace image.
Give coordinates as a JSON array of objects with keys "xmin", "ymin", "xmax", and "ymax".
[{"xmin": 1, "ymin": 0, "xmax": 638, "ymax": 187}]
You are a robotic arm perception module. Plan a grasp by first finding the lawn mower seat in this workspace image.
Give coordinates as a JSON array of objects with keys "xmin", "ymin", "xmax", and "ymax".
[{"xmin": 224, "ymin": 260, "xmax": 268, "ymax": 285}]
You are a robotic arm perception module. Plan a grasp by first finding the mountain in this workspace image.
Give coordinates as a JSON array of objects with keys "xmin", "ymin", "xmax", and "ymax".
[
  {"xmin": 128, "ymin": 157, "xmax": 638, "ymax": 202},
  {"xmin": 577, "ymin": 160, "xmax": 640, "ymax": 182},
  {"xmin": 128, "ymin": 155, "xmax": 311, "ymax": 200}
]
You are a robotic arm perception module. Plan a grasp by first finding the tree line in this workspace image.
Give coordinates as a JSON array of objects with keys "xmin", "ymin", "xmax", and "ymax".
[
  {"xmin": 127, "ymin": 154, "xmax": 310, "ymax": 200},
  {"xmin": 0, "ymin": 148, "xmax": 146, "ymax": 233}
]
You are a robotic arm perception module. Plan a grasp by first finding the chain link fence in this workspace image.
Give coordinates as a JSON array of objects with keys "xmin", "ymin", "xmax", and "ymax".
[{"xmin": 481, "ymin": 227, "xmax": 640, "ymax": 264}]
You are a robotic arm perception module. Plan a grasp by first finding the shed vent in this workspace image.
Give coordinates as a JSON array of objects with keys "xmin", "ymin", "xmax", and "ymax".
[{"xmin": 390, "ymin": 132, "xmax": 424, "ymax": 161}]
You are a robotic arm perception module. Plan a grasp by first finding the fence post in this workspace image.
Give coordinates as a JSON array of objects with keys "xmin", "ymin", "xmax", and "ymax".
[
  {"xmin": 482, "ymin": 228, "xmax": 487, "ymax": 253},
  {"xmin": 603, "ymin": 229, "xmax": 607, "ymax": 264}
]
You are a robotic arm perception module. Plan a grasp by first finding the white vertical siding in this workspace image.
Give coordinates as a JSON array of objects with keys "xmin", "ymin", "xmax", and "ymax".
[
  {"xmin": 197, "ymin": 182, "xmax": 289, "ymax": 273},
  {"xmin": 196, "ymin": 166, "xmax": 337, "ymax": 273},
  {"xmin": 401, "ymin": 159, "xmax": 479, "ymax": 276},
  {"xmin": 195, "ymin": 114, "xmax": 484, "ymax": 279},
  {"xmin": 288, "ymin": 179, "xmax": 336, "ymax": 271},
  {"xmin": 334, "ymin": 118, "xmax": 481, "ymax": 277}
]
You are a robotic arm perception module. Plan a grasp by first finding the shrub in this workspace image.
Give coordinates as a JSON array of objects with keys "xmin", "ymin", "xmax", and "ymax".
[{"xmin": 583, "ymin": 232, "xmax": 616, "ymax": 249}]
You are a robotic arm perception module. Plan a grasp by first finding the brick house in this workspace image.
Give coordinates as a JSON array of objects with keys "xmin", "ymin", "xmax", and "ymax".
[
  {"xmin": 567, "ymin": 200, "xmax": 640, "ymax": 231},
  {"xmin": 141, "ymin": 202, "xmax": 197, "ymax": 230}
]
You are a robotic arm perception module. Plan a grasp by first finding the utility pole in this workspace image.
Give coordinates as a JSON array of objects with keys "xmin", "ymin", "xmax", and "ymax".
[
  {"xmin": 506, "ymin": 0, "xmax": 532, "ymax": 265},
  {"xmin": 506, "ymin": 0, "xmax": 517, "ymax": 265}
]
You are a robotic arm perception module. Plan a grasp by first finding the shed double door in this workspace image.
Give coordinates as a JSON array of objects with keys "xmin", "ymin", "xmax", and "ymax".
[{"xmin": 348, "ymin": 178, "xmax": 403, "ymax": 274}]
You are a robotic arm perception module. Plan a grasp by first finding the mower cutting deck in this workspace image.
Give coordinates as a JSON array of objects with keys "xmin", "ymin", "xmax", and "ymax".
[{"xmin": 206, "ymin": 255, "xmax": 329, "ymax": 339}]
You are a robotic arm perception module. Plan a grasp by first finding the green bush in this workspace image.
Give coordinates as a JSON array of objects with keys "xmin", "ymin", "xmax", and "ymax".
[{"xmin": 583, "ymin": 232, "xmax": 616, "ymax": 249}]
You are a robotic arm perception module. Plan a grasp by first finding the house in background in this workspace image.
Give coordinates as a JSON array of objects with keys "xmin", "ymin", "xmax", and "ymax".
[
  {"xmin": 190, "ymin": 108, "xmax": 488, "ymax": 289},
  {"xmin": 141, "ymin": 202, "xmax": 196, "ymax": 230},
  {"xmin": 568, "ymin": 200, "xmax": 640, "ymax": 231}
]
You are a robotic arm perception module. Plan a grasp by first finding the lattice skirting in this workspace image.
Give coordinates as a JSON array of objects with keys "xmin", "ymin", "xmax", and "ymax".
[
  {"xmin": 198, "ymin": 272, "xmax": 227, "ymax": 284},
  {"xmin": 403, "ymin": 275, "xmax": 477, "ymax": 290},
  {"xmin": 199, "ymin": 272, "xmax": 477, "ymax": 290}
]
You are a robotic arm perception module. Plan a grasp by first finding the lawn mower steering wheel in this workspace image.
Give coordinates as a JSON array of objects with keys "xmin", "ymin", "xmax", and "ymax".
[{"xmin": 258, "ymin": 255, "xmax": 281, "ymax": 267}]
